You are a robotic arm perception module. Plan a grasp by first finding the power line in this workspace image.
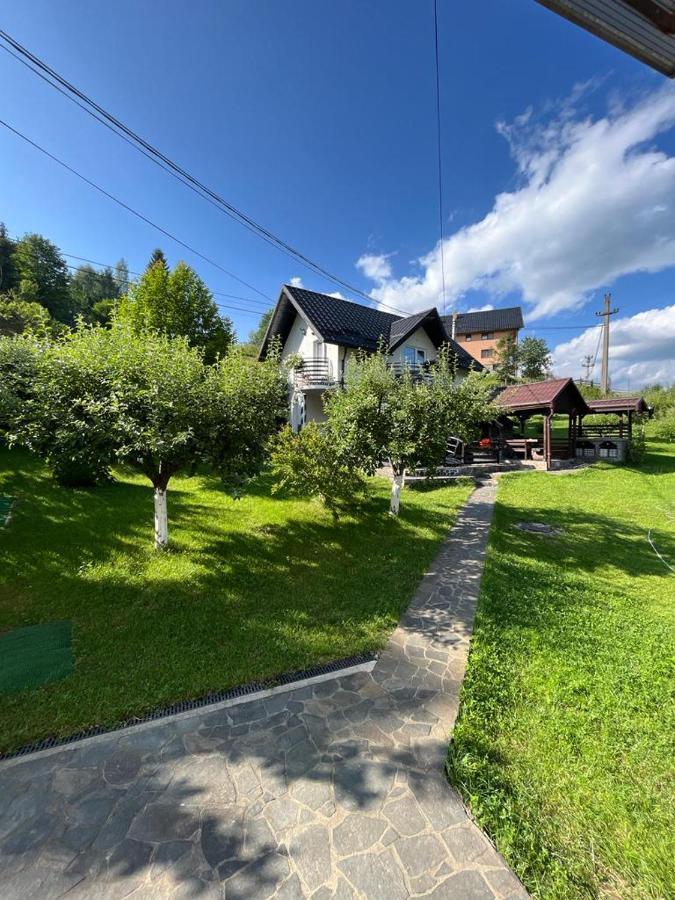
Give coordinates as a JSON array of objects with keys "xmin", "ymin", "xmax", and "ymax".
[
  {"xmin": 59, "ymin": 251, "xmax": 272, "ymax": 308},
  {"xmin": 0, "ymin": 29, "xmax": 411, "ymax": 315},
  {"xmin": 60, "ymin": 259, "xmax": 265, "ymax": 319},
  {"xmin": 0, "ymin": 116, "xmax": 275, "ymax": 304},
  {"xmin": 432, "ymin": 0, "xmax": 448, "ymax": 317}
]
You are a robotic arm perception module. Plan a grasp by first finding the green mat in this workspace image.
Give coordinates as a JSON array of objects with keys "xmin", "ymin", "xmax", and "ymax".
[
  {"xmin": 0, "ymin": 621, "xmax": 73, "ymax": 694},
  {"xmin": 0, "ymin": 495, "xmax": 13, "ymax": 527}
]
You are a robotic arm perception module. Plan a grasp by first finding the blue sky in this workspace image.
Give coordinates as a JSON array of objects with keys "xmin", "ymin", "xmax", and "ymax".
[{"xmin": 1, "ymin": 0, "xmax": 674, "ymax": 386}]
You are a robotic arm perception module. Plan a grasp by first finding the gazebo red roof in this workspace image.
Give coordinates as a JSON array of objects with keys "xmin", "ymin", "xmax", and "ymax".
[
  {"xmin": 495, "ymin": 378, "xmax": 590, "ymax": 415},
  {"xmin": 587, "ymin": 397, "xmax": 649, "ymax": 415}
]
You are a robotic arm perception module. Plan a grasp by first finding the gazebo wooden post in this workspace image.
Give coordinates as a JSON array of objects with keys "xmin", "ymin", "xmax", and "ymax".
[
  {"xmin": 544, "ymin": 412, "xmax": 552, "ymax": 469},
  {"xmin": 619, "ymin": 414, "xmax": 624, "ymax": 439},
  {"xmin": 628, "ymin": 410, "xmax": 633, "ymax": 440}
]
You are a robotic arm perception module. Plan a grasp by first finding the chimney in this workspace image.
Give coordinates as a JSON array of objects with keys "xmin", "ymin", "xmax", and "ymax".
[{"xmin": 451, "ymin": 312, "xmax": 458, "ymax": 340}]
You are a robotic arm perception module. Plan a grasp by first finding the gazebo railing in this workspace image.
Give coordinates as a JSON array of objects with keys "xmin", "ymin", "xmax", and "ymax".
[{"xmin": 579, "ymin": 423, "xmax": 628, "ymax": 438}]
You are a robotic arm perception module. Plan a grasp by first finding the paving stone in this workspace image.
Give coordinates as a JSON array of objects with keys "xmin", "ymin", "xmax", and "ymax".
[
  {"xmin": 382, "ymin": 795, "xmax": 427, "ymax": 836},
  {"xmin": 264, "ymin": 797, "xmax": 301, "ymax": 831},
  {"xmin": 332, "ymin": 813, "xmax": 386, "ymax": 856},
  {"xmin": 484, "ymin": 868, "xmax": 528, "ymax": 898},
  {"xmin": 443, "ymin": 823, "xmax": 500, "ymax": 864},
  {"xmin": 291, "ymin": 769, "xmax": 333, "ymax": 810},
  {"xmin": 411, "ymin": 872, "xmax": 437, "ymax": 894},
  {"xmin": 337, "ymin": 848, "xmax": 408, "ymax": 900},
  {"xmin": 311, "ymin": 876, "xmax": 356, "ymax": 899},
  {"xmin": 394, "ymin": 833, "xmax": 447, "ymax": 878},
  {"xmin": 106, "ymin": 837, "xmax": 153, "ymax": 880},
  {"xmin": 225, "ymin": 850, "xmax": 290, "ymax": 900},
  {"xmin": 288, "ymin": 824, "xmax": 332, "ymax": 892},
  {"xmin": 201, "ymin": 807, "xmax": 245, "ymax": 869},
  {"xmin": 426, "ymin": 869, "xmax": 495, "ymax": 899},
  {"xmin": 0, "ymin": 480, "xmax": 523, "ymax": 900},
  {"xmin": 274, "ymin": 872, "xmax": 305, "ymax": 899},
  {"xmin": 53, "ymin": 767, "xmax": 101, "ymax": 798},
  {"xmin": 128, "ymin": 801, "xmax": 198, "ymax": 843}
]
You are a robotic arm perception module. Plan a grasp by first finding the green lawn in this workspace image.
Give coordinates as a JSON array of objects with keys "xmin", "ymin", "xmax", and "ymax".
[
  {"xmin": 0, "ymin": 448, "xmax": 472, "ymax": 754},
  {"xmin": 448, "ymin": 439, "xmax": 675, "ymax": 899}
]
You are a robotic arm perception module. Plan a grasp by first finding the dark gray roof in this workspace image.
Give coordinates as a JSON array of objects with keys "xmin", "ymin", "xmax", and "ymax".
[
  {"xmin": 282, "ymin": 286, "xmax": 397, "ymax": 351},
  {"xmin": 259, "ymin": 285, "xmax": 481, "ymax": 370},
  {"xmin": 441, "ymin": 306, "xmax": 524, "ymax": 335}
]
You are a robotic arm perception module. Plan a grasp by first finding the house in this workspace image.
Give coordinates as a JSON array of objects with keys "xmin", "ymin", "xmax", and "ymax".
[
  {"xmin": 535, "ymin": 0, "xmax": 675, "ymax": 78},
  {"xmin": 259, "ymin": 284, "xmax": 480, "ymax": 430},
  {"xmin": 441, "ymin": 307, "xmax": 524, "ymax": 372}
]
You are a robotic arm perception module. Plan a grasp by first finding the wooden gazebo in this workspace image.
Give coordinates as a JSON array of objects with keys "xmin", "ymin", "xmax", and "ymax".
[
  {"xmin": 495, "ymin": 378, "xmax": 590, "ymax": 469},
  {"xmin": 585, "ymin": 396, "xmax": 651, "ymax": 440}
]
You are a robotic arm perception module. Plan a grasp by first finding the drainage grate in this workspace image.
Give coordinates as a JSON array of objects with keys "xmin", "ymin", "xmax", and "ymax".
[{"xmin": 0, "ymin": 651, "xmax": 378, "ymax": 761}]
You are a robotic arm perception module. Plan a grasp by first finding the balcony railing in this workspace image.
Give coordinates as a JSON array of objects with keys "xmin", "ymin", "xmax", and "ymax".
[
  {"xmin": 387, "ymin": 362, "xmax": 432, "ymax": 381},
  {"xmin": 292, "ymin": 358, "xmax": 335, "ymax": 389}
]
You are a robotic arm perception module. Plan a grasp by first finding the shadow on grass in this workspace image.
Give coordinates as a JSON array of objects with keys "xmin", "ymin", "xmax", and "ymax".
[{"xmin": 0, "ymin": 449, "xmax": 467, "ymax": 751}]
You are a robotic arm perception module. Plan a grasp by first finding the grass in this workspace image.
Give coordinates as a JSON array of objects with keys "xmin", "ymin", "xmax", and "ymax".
[
  {"xmin": 0, "ymin": 447, "xmax": 472, "ymax": 754},
  {"xmin": 448, "ymin": 438, "xmax": 675, "ymax": 899}
]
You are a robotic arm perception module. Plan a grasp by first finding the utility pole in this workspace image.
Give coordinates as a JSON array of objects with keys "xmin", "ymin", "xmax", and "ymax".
[
  {"xmin": 582, "ymin": 354, "xmax": 594, "ymax": 382},
  {"xmin": 594, "ymin": 293, "xmax": 619, "ymax": 395}
]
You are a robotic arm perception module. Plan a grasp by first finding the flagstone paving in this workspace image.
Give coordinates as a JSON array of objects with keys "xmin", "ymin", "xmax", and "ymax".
[{"xmin": 0, "ymin": 478, "xmax": 526, "ymax": 898}]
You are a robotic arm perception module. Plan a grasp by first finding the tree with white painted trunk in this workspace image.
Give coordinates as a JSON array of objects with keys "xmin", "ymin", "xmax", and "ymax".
[
  {"xmin": 325, "ymin": 349, "xmax": 496, "ymax": 516},
  {"xmin": 7, "ymin": 324, "xmax": 286, "ymax": 547}
]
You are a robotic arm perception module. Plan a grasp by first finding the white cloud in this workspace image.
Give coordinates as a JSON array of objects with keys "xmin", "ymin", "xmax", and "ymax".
[
  {"xmin": 552, "ymin": 305, "xmax": 675, "ymax": 387},
  {"xmin": 289, "ymin": 276, "xmax": 304, "ymax": 287},
  {"xmin": 356, "ymin": 253, "xmax": 393, "ymax": 283},
  {"xmin": 359, "ymin": 85, "xmax": 675, "ymax": 320},
  {"xmin": 328, "ymin": 291, "xmax": 346, "ymax": 300},
  {"xmin": 465, "ymin": 304, "xmax": 495, "ymax": 313}
]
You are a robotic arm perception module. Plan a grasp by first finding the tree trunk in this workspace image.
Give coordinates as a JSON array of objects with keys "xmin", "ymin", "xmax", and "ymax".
[
  {"xmin": 154, "ymin": 487, "xmax": 169, "ymax": 549},
  {"xmin": 390, "ymin": 471, "xmax": 405, "ymax": 516}
]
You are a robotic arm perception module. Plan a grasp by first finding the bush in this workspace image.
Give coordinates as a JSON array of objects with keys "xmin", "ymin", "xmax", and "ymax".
[
  {"xmin": 0, "ymin": 335, "xmax": 40, "ymax": 437},
  {"xmin": 627, "ymin": 425, "xmax": 646, "ymax": 463},
  {"xmin": 652, "ymin": 413, "xmax": 675, "ymax": 443},
  {"xmin": 270, "ymin": 423, "xmax": 367, "ymax": 521}
]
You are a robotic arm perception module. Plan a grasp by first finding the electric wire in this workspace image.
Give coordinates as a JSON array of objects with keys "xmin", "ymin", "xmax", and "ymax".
[
  {"xmin": 0, "ymin": 30, "xmax": 411, "ymax": 315},
  {"xmin": 432, "ymin": 0, "xmax": 448, "ymax": 317}
]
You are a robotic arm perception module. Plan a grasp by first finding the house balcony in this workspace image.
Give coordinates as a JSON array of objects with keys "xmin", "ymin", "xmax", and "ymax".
[
  {"xmin": 292, "ymin": 358, "xmax": 336, "ymax": 390},
  {"xmin": 387, "ymin": 361, "xmax": 433, "ymax": 382}
]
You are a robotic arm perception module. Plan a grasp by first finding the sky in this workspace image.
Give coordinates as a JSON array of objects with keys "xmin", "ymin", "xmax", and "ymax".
[{"xmin": 1, "ymin": 0, "xmax": 674, "ymax": 388}]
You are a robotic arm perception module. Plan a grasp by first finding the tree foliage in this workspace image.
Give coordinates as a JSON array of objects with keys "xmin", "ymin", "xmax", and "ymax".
[
  {"xmin": 0, "ymin": 335, "xmax": 40, "ymax": 437},
  {"xmin": 13, "ymin": 233, "xmax": 74, "ymax": 323},
  {"xmin": 0, "ymin": 223, "xmax": 18, "ymax": 293},
  {"xmin": 494, "ymin": 334, "xmax": 520, "ymax": 383},
  {"xmin": 69, "ymin": 264, "xmax": 119, "ymax": 317},
  {"xmin": 116, "ymin": 260, "xmax": 234, "ymax": 362},
  {"xmin": 0, "ymin": 295, "xmax": 55, "ymax": 337},
  {"xmin": 3, "ymin": 325, "xmax": 286, "ymax": 545},
  {"xmin": 519, "ymin": 336, "xmax": 552, "ymax": 381},
  {"xmin": 270, "ymin": 422, "xmax": 367, "ymax": 520},
  {"xmin": 494, "ymin": 334, "xmax": 552, "ymax": 383},
  {"xmin": 248, "ymin": 308, "xmax": 273, "ymax": 347},
  {"xmin": 278, "ymin": 350, "xmax": 497, "ymax": 516},
  {"xmin": 147, "ymin": 248, "xmax": 168, "ymax": 271}
]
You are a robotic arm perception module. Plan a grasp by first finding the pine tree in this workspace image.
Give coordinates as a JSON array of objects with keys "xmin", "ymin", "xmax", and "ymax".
[{"xmin": 147, "ymin": 248, "xmax": 168, "ymax": 271}]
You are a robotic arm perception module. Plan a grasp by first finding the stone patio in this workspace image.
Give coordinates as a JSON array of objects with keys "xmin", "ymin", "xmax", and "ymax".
[{"xmin": 0, "ymin": 479, "xmax": 526, "ymax": 898}]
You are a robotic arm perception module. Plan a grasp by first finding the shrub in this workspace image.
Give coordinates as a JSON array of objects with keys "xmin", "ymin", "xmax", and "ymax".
[
  {"xmin": 652, "ymin": 413, "xmax": 675, "ymax": 443},
  {"xmin": 270, "ymin": 422, "xmax": 367, "ymax": 521}
]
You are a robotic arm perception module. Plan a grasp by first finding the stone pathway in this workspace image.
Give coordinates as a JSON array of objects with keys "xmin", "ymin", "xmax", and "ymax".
[{"xmin": 0, "ymin": 479, "xmax": 526, "ymax": 899}]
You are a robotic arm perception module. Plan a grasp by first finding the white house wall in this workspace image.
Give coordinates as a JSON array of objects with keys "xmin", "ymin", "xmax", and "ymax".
[
  {"xmin": 389, "ymin": 327, "xmax": 439, "ymax": 363},
  {"xmin": 280, "ymin": 312, "xmax": 341, "ymax": 379}
]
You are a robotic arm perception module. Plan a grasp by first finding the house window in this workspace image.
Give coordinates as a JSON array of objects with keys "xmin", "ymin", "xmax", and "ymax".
[
  {"xmin": 481, "ymin": 332, "xmax": 494, "ymax": 340},
  {"xmin": 403, "ymin": 347, "xmax": 426, "ymax": 366},
  {"xmin": 480, "ymin": 349, "xmax": 494, "ymax": 359},
  {"xmin": 464, "ymin": 334, "xmax": 472, "ymax": 342}
]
